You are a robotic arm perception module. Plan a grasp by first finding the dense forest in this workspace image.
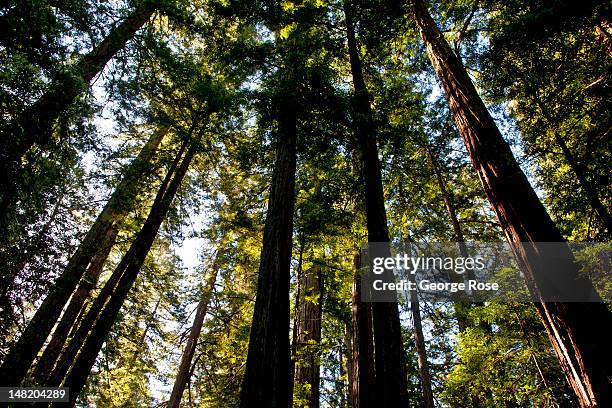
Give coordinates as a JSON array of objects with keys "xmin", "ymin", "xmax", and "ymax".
[{"xmin": 0, "ymin": 0, "xmax": 611, "ymax": 407}]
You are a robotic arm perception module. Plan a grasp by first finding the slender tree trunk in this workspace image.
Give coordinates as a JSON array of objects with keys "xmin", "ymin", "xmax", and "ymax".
[
  {"xmin": 411, "ymin": 1, "xmax": 612, "ymax": 406},
  {"xmin": 53, "ymin": 136, "xmax": 198, "ymax": 407},
  {"xmin": 31, "ymin": 225, "xmax": 119, "ymax": 384},
  {"xmin": 167, "ymin": 256, "xmax": 220, "ymax": 408},
  {"xmin": 344, "ymin": 2, "xmax": 409, "ymax": 406},
  {"xmin": 423, "ymin": 143, "xmax": 472, "ymax": 331},
  {"xmin": 402, "ymin": 236, "xmax": 434, "ymax": 408},
  {"xmin": 239, "ymin": 76, "xmax": 297, "ymax": 407},
  {"xmin": 339, "ymin": 342, "xmax": 347, "ymax": 408},
  {"xmin": 0, "ymin": 2, "xmax": 156, "ymax": 232},
  {"xmin": 128, "ymin": 295, "xmax": 162, "ymax": 365},
  {"xmin": 289, "ymin": 238, "xmax": 305, "ymax": 406},
  {"xmin": 529, "ymin": 89, "xmax": 612, "ymax": 235},
  {"xmin": 46, "ymin": 136, "xmax": 189, "ymax": 389},
  {"xmin": 350, "ymin": 253, "xmax": 376, "ymax": 408},
  {"xmin": 408, "ymin": 273, "xmax": 434, "ymax": 408},
  {"xmin": 552, "ymin": 131, "xmax": 612, "ymax": 234},
  {"xmin": 294, "ymin": 267, "xmax": 322, "ymax": 408},
  {"xmin": 0, "ymin": 128, "xmax": 165, "ymax": 387},
  {"xmin": 344, "ymin": 322, "xmax": 354, "ymax": 407}
]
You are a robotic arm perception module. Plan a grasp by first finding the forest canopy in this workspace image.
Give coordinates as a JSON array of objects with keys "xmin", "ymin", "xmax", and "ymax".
[{"xmin": 0, "ymin": 0, "xmax": 610, "ymax": 407}]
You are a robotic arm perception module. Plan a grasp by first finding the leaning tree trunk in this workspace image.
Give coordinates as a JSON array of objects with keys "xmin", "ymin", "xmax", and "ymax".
[
  {"xmin": 0, "ymin": 128, "xmax": 166, "ymax": 387},
  {"xmin": 294, "ymin": 267, "xmax": 322, "ymax": 408},
  {"xmin": 423, "ymin": 143, "xmax": 473, "ymax": 331},
  {"xmin": 239, "ymin": 73, "xmax": 297, "ymax": 407},
  {"xmin": 31, "ymin": 225, "xmax": 119, "ymax": 384},
  {"xmin": 0, "ymin": 2, "xmax": 156, "ymax": 220},
  {"xmin": 528, "ymin": 85, "xmax": 612, "ymax": 235},
  {"xmin": 344, "ymin": 2, "xmax": 409, "ymax": 406},
  {"xmin": 411, "ymin": 1, "xmax": 612, "ymax": 406},
  {"xmin": 552, "ymin": 131, "xmax": 612, "ymax": 235},
  {"xmin": 53, "ymin": 136, "xmax": 198, "ymax": 407},
  {"xmin": 167, "ymin": 255, "xmax": 220, "ymax": 408},
  {"xmin": 350, "ymin": 253, "xmax": 376, "ymax": 408},
  {"xmin": 46, "ymin": 136, "xmax": 189, "ymax": 389}
]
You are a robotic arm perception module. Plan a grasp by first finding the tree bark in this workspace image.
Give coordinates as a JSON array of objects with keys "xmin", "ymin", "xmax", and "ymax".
[
  {"xmin": 53, "ymin": 135, "xmax": 198, "ymax": 407},
  {"xmin": 289, "ymin": 238, "xmax": 305, "ymax": 406},
  {"xmin": 344, "ymin": 2, "xmax": 409, "ymax": 406},
  {"xmin": 294, "ymin": 267, "xmax": 322, "ymax": 408},
  {"xmin": 239, "ymin": 76, "xmax": 297, "ymax": 407},
  {"xmin": 31, "ymin": 225, "xmax": 119, "ymax": 384},
  {"xmin": 411, "ymin": 1, "xmax": 612, "ymax": 406},
  {"xmin": 167, "ymin": 255, "xmax": 220, "ymax": 408},
  {"xmin": 0, "ymin": 2, "xmax": 156, "ymax": 228},
  {"xmin": 0, "ymin": 128, "xmax": 166, "ymax": 387},
  {"xmin": 344, "ymin": 321, "xmax": 354, "ymax": 407},
  {"xmin": 350, "ymin": 253, "xmax": 376, "ymax": 408},
  {"xmin": 46, "ymin": 136, "xmax": 189, "ymax": 389},
  {"xmin": 408, "ymin": 279, "xmax": 434, "ymax": 408}
]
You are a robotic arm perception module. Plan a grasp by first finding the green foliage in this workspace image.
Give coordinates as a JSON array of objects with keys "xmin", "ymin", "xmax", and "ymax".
[{"xmin": 442, "ymin": 303, "xmax": 577, "ymax": 407}]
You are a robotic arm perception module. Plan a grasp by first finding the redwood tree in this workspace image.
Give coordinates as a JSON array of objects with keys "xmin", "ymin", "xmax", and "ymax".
[
  {"xmin": 410, "ymin": 0, "xmax": 612, "ymax": 405},
  {"xmin": 293, "ymin": 266, "xmax": 323, "ymax": 408},
  {"xmin": 0, "ymin": 1, "xmax": 158, "ymax": 227},
  {"xmin": 54, "ymin": 135, "xmax": 199, "ymax": 406},
  {"xmin": 344, "ymin": 1, "xmax": 409, "ymax": 405},
  {"xmin": 0, "ymin": 127, "xmax": 166, "ymax": 387}
]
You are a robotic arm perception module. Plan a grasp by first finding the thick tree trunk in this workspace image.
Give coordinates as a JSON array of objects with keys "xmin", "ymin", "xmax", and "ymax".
[
  {"xmin": 167, "ymin": 256, "xmax": 220, "ymax": 408},
  {"xmin": 239, "ymin": 83, "xmax": 297, "ymax": 407},
  {"xmin": 0, "ymin": 2, "xmax": 156, "ymax": 230},
  {"xmin": 344, "ymin": 2, "xmax": 409, "ymax": 406},
  {"xmin": 411, "ymin": 1, "xmax": 612, "ymax": 406},
  {"xmin": 0, "ymin": 128, "xmax": 165, "ymax": 387},
  {"xmin": 31, "ymin": 225, "xmax": 119, "ymax": 384},
  {"xmin": 53, "ymin": 136, "xmax": 198, "ymax": 407},
  {"xmin": 294, "ymin": 267, "xmax": 322, "ymax": 408},
  {"xmin": 46, "ymin": 137, "xmax": 188, "ymax": 389},
  {"xmin": 350, "ymin": 253, "xmax": 376, "ymax": 408}
]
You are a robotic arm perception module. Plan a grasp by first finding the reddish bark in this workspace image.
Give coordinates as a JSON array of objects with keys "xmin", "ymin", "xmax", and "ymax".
[{"xmin": 411, "ymin": 1, "xmax": 612, "ymax": 405}]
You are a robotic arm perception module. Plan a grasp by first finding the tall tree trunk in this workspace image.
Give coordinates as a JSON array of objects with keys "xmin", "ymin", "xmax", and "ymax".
[
  {"xmin": 344, "ymin": 322, "xmax": 354, "ymax": 407},
  {"xmin": 0, "ymin": 128, "xmax": 165, "ymax": 387},
  {"xmin": 408, "ymin": 279, "xmax": 434, "ymax": 408},
  {"xmin": 167, "ymin": 255, "xmax": 220, "ymax": 408},
  {"xmin": 411, "ymin": 1, "xmax": 612, "ymax": 406},
  {"xmin": 289, "ymin": 237, "xmax": 305, "ymax": 406},
  {"xmin": 423, "ymin": 143, "xmax": 472, "ymax": 331},
  {"xmin": 350, "ymin": 253, "xmax": 376, "ymax": 408},
  {"xmin": 344, "ymin": 2, "xmax": 409, "ymax": 406},
  {"xmin": 0, "ymin": 2, "xmax": 156, "ymax": 219},
  {"xmin": 31, "ymin": 225, "xmax": 119, "ymax": 384},
  {"xmin": 46, "ymin": 136, "xmax": 189, "ymax": 389},
  {"xmin": 294, "ymin": 267, "xmax": 322, "ymax": 408},
  {"xmin": 402, "ymin": 236, "xmax": 434, "ymax": 408},
  {"xmin": 239, "ymin": 78, "xmax": 297, "ymax": 407},
  {"xmin": 53, "ymin": 135, "xmax": 198, "ymax": 407}
]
